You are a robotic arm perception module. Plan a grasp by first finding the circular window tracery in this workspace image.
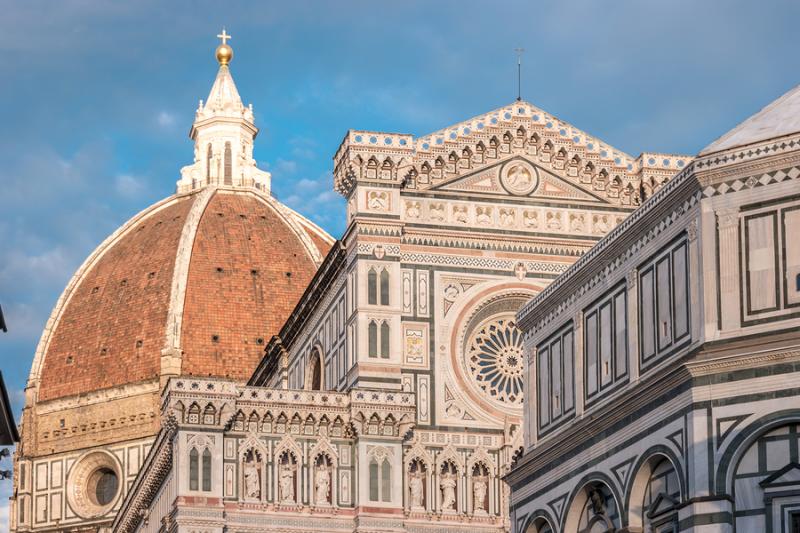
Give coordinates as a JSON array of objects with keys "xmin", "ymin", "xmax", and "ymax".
[
  {"xmin": 90, "ymin": 468, "xmax": 119, "ymax": 507},
  {"xmin": 66, "ymin": 451, "xmax": 121, "ymax": 518},
  {"xmin": 466, "ymin": 317, "xmax": 524, "ymax": 405}
]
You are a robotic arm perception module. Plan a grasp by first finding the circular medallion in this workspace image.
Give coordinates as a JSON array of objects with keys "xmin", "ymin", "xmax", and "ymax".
[
  {"xmin": 466, "ymin": 317, "xmax": 524, "ymax": 405},
  {"xmin": 500, "ymin": 160, "xmax": 539, "ymax": 196},
  {"xmin": 66, "ymin": 451, "xmax": 121, "ymax": 518}
]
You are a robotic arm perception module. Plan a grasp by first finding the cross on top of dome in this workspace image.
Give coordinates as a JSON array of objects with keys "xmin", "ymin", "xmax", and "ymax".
[
  {"xmin": 215, "ymin": 28, "xmax": 234, "ymax": 66},
  {"xmin": 217, "ymin": 29, "xmax": 231, "ymax": 45}
]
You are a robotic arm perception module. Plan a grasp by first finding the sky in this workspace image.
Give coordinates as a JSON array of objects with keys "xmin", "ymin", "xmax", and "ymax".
[{"xmin": 1, "ymin": 0, "xmax": 799, "ymax": 527}]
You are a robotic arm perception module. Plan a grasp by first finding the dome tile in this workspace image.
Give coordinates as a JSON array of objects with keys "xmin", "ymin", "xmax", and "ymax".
[
  {"xmin": 179, "ymin": 191, "xmax": 325, "ymax": 380},
  {"xmin": 38, "ymin": 197, "xmax": 196, "ymax": 402}
]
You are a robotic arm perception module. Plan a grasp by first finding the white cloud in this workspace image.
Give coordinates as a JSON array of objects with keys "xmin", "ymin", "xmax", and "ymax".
[
  {"xmin": 115, "ymin": 174, "xmax": 145, "ymax": 198},
  {"xmin": 278, "ymin": 171, "xmax": 344, "ymax": 234},
  {"xmin": 273, "ymin": 158, "xmax": 298, "ymax": 175},
  {"xmin": 157, "ymin": 111, "xmax": 176, "ymax": 128}
]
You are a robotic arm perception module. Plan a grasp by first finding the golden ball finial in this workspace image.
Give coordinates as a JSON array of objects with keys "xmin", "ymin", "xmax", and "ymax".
[{"xmin": 215, "ymin": 29, "xmax": 233, "ymax": 66}]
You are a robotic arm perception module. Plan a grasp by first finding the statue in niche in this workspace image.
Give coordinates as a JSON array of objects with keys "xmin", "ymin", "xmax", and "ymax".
[
  {"xmin": 440, "ymin": 466, "xmax": 457, "ymax": 512},
  {"xmin": 409, "ymin": 469, "xmax": 425, "ymax": 510},
  {"xmin": 315, "ymin": 462, "xmax": 331, "ymax": 505},
  {"xmin": 279, "ymin": 462, "xmax": 295, "ymax": 503},
  {"xmin": 243, "ymin": 456, "xmax": 261, "ymax": 499},
  {"xmin": 473, "ymin": 477, "xmax": 487, "ymax": 513},
  {"xmin": 589, "ymin": 487, "xmax": 606, "ymax": 516}
]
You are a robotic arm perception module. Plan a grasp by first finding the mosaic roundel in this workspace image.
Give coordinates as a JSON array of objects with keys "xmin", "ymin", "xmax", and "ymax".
[{"xmin": 466, "ymin": 317, "xmax": 525, "ymax": 405}]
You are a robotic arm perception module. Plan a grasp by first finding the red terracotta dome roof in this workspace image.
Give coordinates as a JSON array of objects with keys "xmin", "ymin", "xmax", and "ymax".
[{"xmin": 33, "ymin": 187, "xmax": 333, "ymax": 402}]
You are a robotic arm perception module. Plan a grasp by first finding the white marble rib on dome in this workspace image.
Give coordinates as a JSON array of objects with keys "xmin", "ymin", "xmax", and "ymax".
[{"xmin": 701, "ymin": 83, "xmax": 800, "ymax": 155}]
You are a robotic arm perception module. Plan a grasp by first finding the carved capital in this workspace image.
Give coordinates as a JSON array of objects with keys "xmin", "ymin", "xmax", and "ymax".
[
  {"xmin": 716, "ymin": 207, "xmax": 740, "ymax": 231},
  {"xmin": 573, "ymin": 311, "xmax": 583, "ymax": 330},
  {"xmin": 626, "ymin": 268, "xmax": 638, "ymax": 289},
  {"xmin": 686, "ymin": 218, "xmax": 699, "ymax": 242}
]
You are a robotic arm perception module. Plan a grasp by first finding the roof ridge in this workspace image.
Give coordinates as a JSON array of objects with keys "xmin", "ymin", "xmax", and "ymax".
[{"xmin": 700, "ymin": 83, "xmax": 800, "ymax": 155}]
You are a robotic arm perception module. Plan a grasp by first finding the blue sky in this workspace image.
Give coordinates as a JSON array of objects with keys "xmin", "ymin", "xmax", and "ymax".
[{"xmin": 1, "ymin": 0, "xmax": 799, "ymax": 525}]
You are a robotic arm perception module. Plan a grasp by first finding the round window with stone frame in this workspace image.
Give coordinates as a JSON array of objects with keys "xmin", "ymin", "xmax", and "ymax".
[
  {"xmin": 461, "ymin": 295, "xmax": 530, "ymax": 408},
  {"xmin": 66, "ymin": 451, "xmax": 122, "ymax": 518}
]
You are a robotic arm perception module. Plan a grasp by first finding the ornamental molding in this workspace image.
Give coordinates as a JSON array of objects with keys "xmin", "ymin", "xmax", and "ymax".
[
  {"xmin": 694, "ymin": 132, "xmax": 800, "ymax": 174},
  {"xmin": 686, "ymin": 348, "xmax": 800, "ymax": 376},
  {"xmin": 401, "ymin": 252, "xmax": 570, "ymax": 275},
  {"xmin": 401, "ymin": 232, "xmax": 589, "ymax": 257},
  {"xmin": 700, "ymin": 165, "xmax": 800, "ymax": 199},
  {"xmin": 467, "ymin": 446, "xmax": 497, "ymax": 476},
  {"xmin": 435, "ymin": 443, "xmax": 464, "ymax": 470},
  {"xmin": 404, "ymin": 437, "xmax": 435, "ymax": 469},
  {"xmin": 401, "ymin": 196, "xmax": 627, "ymax": 236},
  {"xmin": 334, "ymin": 101, "xmax": 689, "ymax": 206}
]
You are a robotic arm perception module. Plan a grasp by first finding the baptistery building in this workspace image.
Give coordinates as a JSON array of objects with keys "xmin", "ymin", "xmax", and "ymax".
[
  {"xmin": 105, "ymin": 39, "xmax": 690, "ymax": 533},
  {"xmin": 10, "ymin": 35, "xmax": 333, "ymax": 532},
  {"xmin": 508, "ymin": 86, "xmax": 800, "ymax": 532}
]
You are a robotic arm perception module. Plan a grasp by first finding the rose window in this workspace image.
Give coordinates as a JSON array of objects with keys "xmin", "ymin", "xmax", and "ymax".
[{"xmin": 466, "ymin": 318, "xmax": 524, "ymax": 404}]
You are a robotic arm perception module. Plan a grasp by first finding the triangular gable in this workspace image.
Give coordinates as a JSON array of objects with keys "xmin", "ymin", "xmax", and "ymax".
[
  {"xmin": 418, "ymin": 100, "xmax": 633, "ymax": 165},
  {"xmin": 647, "ymin": 493, "xmax": 679, "ymax": 519},
  {"xmin": 760, "ymin": 462, "xmax": 800, "ymax": 488},
  {"xmin": 430, "ymin": 157, "xmax": 610, "ymax": 204}
]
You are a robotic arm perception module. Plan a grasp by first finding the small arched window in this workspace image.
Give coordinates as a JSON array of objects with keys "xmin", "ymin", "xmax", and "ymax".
[
  {"xmin": 202, "ymin": 449, "xmax": 212, "ymax": 491},
  {"xmin": 368, "ymin": 268, "xmax": 378, "ymax": 305},
  {"xmin": 189, "ymin": 448, "xmax": 199, "ymax": 490},
  {"xmin": 368, "ymin": 321, "xmax": 378, "ymax": 358},
  {"xmin": 224, "ymin": 142, "xmax": 232, "ymax": 185},
  {"xmin": 380, "ymin": 269, "xmax": 390, "ymax": 305},
  {"xmin": 380, "ymin": 322, "xmax": 390, "ymax": 359},
  {"xmin": 368, "ymin": 456, "xmax": 392, "ymax": 502},
  {"xmin": 381, "ymin": 458, "xmax": 392, "ymax": 502},
  {"xmin": 206, "ymin": 144, "xmax": 212, "ymax": 180},
  {"xmin": 307, "ymin": 349, "xmax": 322, "ymax": 390},
  {"xmin": 369, "ymin": 459, "xmax": 380, "ymax": 501}
]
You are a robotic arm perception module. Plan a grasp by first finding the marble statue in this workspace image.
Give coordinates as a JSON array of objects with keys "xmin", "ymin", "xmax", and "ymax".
[
  {"xmin": 473, "ymin": 478, "xmax": 487, "ymax": 513},
  {"xmin": 243, "ymin": 460, "xmax": 261, "ymax": 499},
  {"xmin": 409, "ymin": 471, "xmax": 425, "ymax": 510},
  {"xmin": 315, "ymin": 463, "xmax": 331, "ymax": 505},
  {"xmin": 441, "ymin": 472, "xmax": 457, "ymax": 512},
  {"xmin": 279, "ymin": 463, "xmax": 295, "ymax": 503}
]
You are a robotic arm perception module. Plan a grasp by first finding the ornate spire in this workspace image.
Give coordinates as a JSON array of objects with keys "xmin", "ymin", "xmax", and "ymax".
[{"xmin": 177, "ymin": 30, "xmax": 271, "ymax": 194}]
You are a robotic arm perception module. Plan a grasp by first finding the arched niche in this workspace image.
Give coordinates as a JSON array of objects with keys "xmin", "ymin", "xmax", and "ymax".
[
  {"xmin": 305, "ymin": 346, "xmax": 324, "ymax": 391},
  {"xmin": 563, "ymin": 477, "xmax": 622, "ymax": 533},
  {"xmin": 627, "ymin": 449, "xmax": 683, "ymax": 531}
]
